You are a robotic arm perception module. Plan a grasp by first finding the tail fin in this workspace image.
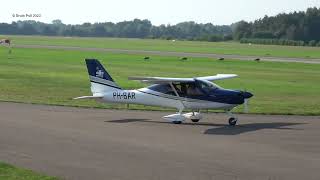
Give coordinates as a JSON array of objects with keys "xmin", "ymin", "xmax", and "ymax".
[{"xmin": 85, "ymin": 59, "xmax": 122, "ymax": 94}]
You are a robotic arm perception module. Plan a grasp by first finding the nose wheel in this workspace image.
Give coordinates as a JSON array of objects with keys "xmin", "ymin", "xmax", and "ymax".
[
  {"xmin": 226, "ymin": 110, "xmax": 238, "ymax": 126},
  {"xmin": 191, "ymin": 119, "xmax": 200, "ymax": 123},
  {"xmin": 228, "ymin": 117, "xmax": 238, "ymax": 126}
]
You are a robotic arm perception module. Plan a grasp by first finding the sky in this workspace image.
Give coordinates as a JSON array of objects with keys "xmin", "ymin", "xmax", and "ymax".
[{"xmin": 2, "ymin": 0, "xmax": 320, "ymax": 25}]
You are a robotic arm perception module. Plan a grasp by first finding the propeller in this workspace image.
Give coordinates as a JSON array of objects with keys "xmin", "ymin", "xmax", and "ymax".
[
  {"xmin": 243, "ymin": 98, "xmax": 249, "ymax": 113},
  {"xmin": 241, "ymin": 89, "xmax": 253, "ymax": 113},
  {"xmin": 238, "ymin": 78, "xmax": 253, "ymax": 113}
]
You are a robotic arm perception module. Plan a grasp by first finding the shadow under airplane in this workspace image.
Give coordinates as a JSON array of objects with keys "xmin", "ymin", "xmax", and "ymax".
[
  {"xmin": 204, "ymin": 122, "xmax": 305, "ymax": 135},
  {"xmin": 106, "ymin": 119, "xmax": 306, "ymax": 135},
  {"xmin": 107, "ymin": 119, "xmax": 150, "ymax": 123}
]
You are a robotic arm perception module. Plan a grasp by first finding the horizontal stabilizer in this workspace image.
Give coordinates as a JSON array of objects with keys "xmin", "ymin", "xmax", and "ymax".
[{"xmin": 73, "ymin": 94, "xmax": 104, "ymax": 100}]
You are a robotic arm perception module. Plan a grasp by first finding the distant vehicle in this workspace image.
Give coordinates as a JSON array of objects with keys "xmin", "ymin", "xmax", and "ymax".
[{"xmin": 75, "ymin": 59, "xmax": 253, "ymax": 126}]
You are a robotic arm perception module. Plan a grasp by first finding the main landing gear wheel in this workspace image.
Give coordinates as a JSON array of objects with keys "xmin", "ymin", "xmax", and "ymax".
[
  {"xmin": 173, "ymin": 121, "xmax": 182, "ymax": 124},
  {"xmin": 191, "ymin": 119, "xmax": 200, "ymax": 123},
  {"xmin": 228, "ymin": 117, "xmax": 237, "ymax": 126}
]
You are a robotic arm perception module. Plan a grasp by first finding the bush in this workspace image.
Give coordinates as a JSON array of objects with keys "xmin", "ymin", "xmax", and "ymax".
[
  {"xmin": 252, "ymin": 31, "xmax": 275, "ymax": 39},
  {"xmin": 239, "ymin": 38, "xmax": 313, "ymax": 47},
  {"xmin": 208, "ymin": 35, "xmax": 223, "ymax": 42},
  {"xmin": 223, "ymin": 34, "xmax": 233, "ymax": 41},
  {"xmin": 308, "ymin": 40, "xmax": 317, "ymax": 46},
  {"xmin": 198, "ymin": 34, "xmax": 224, "ymax": 42}
]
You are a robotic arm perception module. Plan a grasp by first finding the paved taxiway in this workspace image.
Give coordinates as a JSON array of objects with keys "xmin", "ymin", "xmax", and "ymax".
[
  {"xmin": 15, "ymin": 44, "xmax": 320, "ymax": 64},
  {"xmin": 0, "ymin": 102, "xmax": 319, "ymax": 180}
]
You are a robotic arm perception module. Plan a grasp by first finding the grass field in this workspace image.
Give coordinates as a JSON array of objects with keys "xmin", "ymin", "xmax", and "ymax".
[
  {"xmin": 0, "ymin": 45, "xmax": 319, "ymax": 115},
  {"xmin": 3, "ymin": 35, "xmax": 320, "ymax": 59},
  {"xmin": 0, "ymin": 162, "xmax": 58, "ymax": 180}
]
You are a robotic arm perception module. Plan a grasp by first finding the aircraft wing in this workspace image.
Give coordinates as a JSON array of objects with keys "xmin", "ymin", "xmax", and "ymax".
[
  {"xmin": 197, "ymin": 74, "xmax": 238, "ymax": 81},
  {"xmin": 128, "ymin": 77, "xmax": 194, "ymax": 83},
  {"xmin": 128, "ymin": 74, "xmax": 237, "ymax": 83}
]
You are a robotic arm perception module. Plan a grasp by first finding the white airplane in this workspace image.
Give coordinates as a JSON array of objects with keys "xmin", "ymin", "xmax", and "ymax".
[{"xmin": 75, "ymin": 59, "xmax": 253, "ymax": 126}]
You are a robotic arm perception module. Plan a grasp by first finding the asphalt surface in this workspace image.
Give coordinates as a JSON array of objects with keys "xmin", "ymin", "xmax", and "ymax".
[
  {"xmin": 15, "ymin": 44, "xmax": 320, "ymax": 64},
  {"xmin": 0, "ymin": 102, "xmax": 320, "ymax": 180}
]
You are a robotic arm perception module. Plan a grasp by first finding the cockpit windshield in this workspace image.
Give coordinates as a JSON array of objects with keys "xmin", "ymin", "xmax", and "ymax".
[
  {"xmin": 196, "ymin": 79, "xmax": 221, "ymax": 93},
  {"xmin": 148, "ymin": 79, "xmax": 221, "ymax": 97}
]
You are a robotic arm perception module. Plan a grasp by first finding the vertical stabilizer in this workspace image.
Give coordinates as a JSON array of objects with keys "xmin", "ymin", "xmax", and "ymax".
[{"xmin": 85, "ymin": 59, "xmax": 122, "ymax": 94}]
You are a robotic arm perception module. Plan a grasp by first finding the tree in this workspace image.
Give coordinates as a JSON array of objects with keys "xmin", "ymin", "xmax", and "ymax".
[
  {"xmin": 233, "ymin": 21, "xmax": 252, "ymax": 40},
  {"xmin": 308, "ymin": 40, "xmax": 317, "ymax": 46},
  {"xmin": 234, "ymin": 7, "xmax": 320, "ymax": 46}
]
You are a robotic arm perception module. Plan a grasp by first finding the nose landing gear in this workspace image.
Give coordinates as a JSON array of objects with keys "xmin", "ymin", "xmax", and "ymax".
[
  {"xmin": 228, "ymin": 117, "xmax": 238, "ymax": 126},
  {"xmin": 183, "ymin": 111, "xmax": 202, "ymax": 123},
  {"xmin": 226, "ymin": 110, "xmax": 238, "ymax": 126}
]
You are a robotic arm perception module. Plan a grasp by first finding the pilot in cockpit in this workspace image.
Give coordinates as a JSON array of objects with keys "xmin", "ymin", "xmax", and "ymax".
[{"xmin": 187, "ymin": 83, "xmax": 202, "ymax": 96}]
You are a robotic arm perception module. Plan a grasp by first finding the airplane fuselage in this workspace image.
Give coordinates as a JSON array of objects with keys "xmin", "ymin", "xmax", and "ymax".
[{"xmin": 97, "ymin": 87, "xmax": 240, "ymax": 111}]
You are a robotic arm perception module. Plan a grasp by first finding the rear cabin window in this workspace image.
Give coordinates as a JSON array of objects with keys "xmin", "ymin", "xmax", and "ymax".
[{"xmin": 148, "ymin": 84, "xmax": 175, "ymax": 95}]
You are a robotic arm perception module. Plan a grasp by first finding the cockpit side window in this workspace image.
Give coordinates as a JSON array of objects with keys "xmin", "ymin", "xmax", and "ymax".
[
  {"xmin": 172, "ymin": 83, "xmax": 187, "ymax": 97},
  {"xmin": 186, "ymin": 82, "xmax": 204, "ymax": 96},
  {"xmin": 148, "ymin": 81, "xmax": 219, "ymax": 97},
  {"xmin": 149, "ymin": 83, "xmax": 200, "ymax": 97},
  {"xmin": 148, "ymin": 84, "xmax": 175, "ymax": 95}
]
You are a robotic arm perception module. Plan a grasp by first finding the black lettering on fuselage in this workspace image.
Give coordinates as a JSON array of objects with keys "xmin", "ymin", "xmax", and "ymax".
[{"xmin": 113, "ymin": 92, "xmax": 136, "ymax": 100}]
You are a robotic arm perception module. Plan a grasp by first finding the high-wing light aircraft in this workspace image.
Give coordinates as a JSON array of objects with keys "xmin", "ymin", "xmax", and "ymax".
[{"xmin": 75, "ymin": 59, "xmax": 253, "ymax": 126}]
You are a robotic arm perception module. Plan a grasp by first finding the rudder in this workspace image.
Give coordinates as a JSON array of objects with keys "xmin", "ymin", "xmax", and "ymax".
[{"xmin": 85, "ymin": 59, "xmax": 122, "ymax": 94}]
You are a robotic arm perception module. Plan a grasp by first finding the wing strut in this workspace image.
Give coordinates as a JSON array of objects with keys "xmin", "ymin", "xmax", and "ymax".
[{"xmin": 169, "ymin": 82, "xmax": 185, "ymax": 113}]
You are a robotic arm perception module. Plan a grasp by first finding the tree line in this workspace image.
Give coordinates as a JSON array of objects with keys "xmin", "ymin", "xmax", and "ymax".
[
  {"xmin": 233, "ymin": 7, "xmax": 320, "ymax": 46},
  {"xmin": 0, "ymin": 19, "xmax": 232, "ymax": 42},
  {"xmin": 1, "ymin": 7, "xmax": 320, "ymax": 46}
]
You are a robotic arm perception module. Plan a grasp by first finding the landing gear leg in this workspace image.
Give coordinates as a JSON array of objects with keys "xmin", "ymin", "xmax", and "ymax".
[{"xmin": 226, "ymin": 111, "xmax": 238, "ymax": 126}]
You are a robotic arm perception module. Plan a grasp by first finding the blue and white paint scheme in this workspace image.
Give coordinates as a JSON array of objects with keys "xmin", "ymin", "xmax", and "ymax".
[{"xmin": 75, "ymin": 59, "xmax": 253, "ymax": 126}]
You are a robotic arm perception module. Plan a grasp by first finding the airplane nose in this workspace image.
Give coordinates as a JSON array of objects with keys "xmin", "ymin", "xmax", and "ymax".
[{"xmin": 240, "ymin": 91, "xmax": 253, "ymax": 99}]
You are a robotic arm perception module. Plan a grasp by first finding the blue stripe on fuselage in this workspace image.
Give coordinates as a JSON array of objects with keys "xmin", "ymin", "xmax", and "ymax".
[
  {"xmin": 205, "ymin": 89, "xmax": 244, "ymax": 104},
  {"xmin": 144, "ymin": 88, "xmax": 245, "ymax": 105},
  {"xmin": 182, "ymin": 89, "xmax": 244, "ymax": 105}
]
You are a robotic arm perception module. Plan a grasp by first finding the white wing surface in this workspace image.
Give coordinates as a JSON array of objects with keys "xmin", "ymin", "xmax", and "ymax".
[
  {"xmin": 128, "ymin": 74, "xmax": 237, "ymax": 83},
  {"xmin": 197, "ymin": 74, "xmax": 238, "ymax": 81}
]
